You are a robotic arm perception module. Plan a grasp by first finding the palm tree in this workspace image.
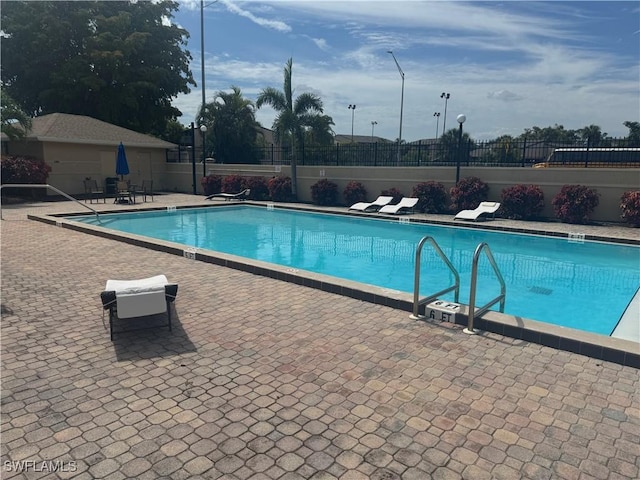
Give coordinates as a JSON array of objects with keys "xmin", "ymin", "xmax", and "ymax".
[
  {"xmin": 302, "ymin": 114, "xmax": 335, "ymax": 146},
  {"xmin": 1, "ymin": 93, "xmax": 32, "ymax": 140},
  {"xmin": 256, "ymin": 58, "xmax": 324, "ymax": 198},
  {"xmin": 198, "ymin": 86, "xmax": 259, "ymax": 164}
]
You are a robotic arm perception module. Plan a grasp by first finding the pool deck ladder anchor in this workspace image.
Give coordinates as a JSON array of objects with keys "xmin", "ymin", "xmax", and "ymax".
[
  {"xmin": 464, "ymin": 242, "xmax": 506, "ymax": 335},
  {"xmin": 410, "ymin": 236, "xmax": 460, "ymax": 320}
]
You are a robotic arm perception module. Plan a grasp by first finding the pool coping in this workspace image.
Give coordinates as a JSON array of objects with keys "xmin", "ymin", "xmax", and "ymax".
[{"xmin": 29, "ymin": 203, "xmax": 640, "ymax": 368}]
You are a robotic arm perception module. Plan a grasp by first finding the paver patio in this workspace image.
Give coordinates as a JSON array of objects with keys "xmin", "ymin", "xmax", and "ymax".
[{"xmin": 1, "ymin": 194, "xmax": 638, "ymax": 479}]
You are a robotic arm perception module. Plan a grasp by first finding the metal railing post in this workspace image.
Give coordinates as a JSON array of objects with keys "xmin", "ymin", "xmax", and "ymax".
[
  {"xmin": 411, "ymin": 236, "xmax": 460, "ymax": 320},
  {"xmin": 464, "ymin": 242, "xmax": 506, "ymax": 334}
]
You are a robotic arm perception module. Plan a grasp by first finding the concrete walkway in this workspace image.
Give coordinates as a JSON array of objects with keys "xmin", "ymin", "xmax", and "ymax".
[{"xmin": 1, "ymin": 194, "xmax": 639, "ymax": 479}]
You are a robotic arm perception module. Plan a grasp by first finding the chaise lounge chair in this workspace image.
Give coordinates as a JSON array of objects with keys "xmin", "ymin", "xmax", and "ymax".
[
  {"xmin": 100, "ymin": 274, "xmax": 178, "ymax": 340},
  {"xmin": 378, "ymin": 197, "xmax": 419, "ymax": 215},
  {"xmin": 205, "ymin": 188, "xmax": 250, "ymax": 201},
  {"xmin": 454, "ymin": 201, "xmax": 501, "ymax": 221},
  {"xmin": 349, "ymin": 195, "xmax": 394, "ymax": 212}
]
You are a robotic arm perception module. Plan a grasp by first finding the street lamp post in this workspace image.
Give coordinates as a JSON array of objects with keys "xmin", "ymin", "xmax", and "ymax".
[
  {"xmin": 441, "ymin": 92, "xmax": 450, "ymax": 134},
  {"xmin": 433, "ymin": 112, "xmax": 441, "ymax": 139},
  {"xmin": 200, "ymin": 124, "xmax": 207, "ymax": 179},
  {"xmin": 387, "ymin": 50, "xmax": 404, "ymax": 166},
  {"xmin": 200, "ymin": 1, "xmax": 218, "ymax": 143},
  {"xmin": 348, "ymin": 104, "xmax": 356, "ymax": 142},
  {"xmin": 456, "ymin": 114, "xmax": 466, "ymax": 184},
  {"xmin": 371, "ymin": 121, "xmax": 378, "ymax": 142}
]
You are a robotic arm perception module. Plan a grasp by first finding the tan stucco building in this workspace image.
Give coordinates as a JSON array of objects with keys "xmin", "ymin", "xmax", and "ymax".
[{"xmin": 1, "ymin": 113, "xmax": 176, "ymax": 195}]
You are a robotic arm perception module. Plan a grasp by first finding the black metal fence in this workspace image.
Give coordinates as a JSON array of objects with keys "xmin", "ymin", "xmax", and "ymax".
[{"xmin": 167, "ymin": 138, "xmax": 640, "ymax": 168}]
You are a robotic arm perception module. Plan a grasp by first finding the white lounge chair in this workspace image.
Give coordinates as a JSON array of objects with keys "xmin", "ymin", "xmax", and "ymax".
[
  {"xmin": 205, "ymin": 188, "xmax": 250, "ymax": 201},
  {"xmin": 378, "ymin": 197, "xmax": 418, "ymax": 215},
  {"xmin": 454, "ymin": 201, "xmax": 501, "ymax": 221},
  {"xmin": 349, "ymin": 195, "xmax": 394, "ymax": 212},
  {"xmin": 100, "ymin": 275, "xmax": 178, "ymax": 340}
]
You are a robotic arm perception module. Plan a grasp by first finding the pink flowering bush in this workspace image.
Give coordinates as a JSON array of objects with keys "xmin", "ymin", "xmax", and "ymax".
[
  {"xmin": 268, "ymin": 176, "xmax": 293, "ymax": 202},
  {"xmin": 412, "ymin": 181, "xmax": 448, "ymax": 213},
  {"xmin": 450, "ymin": 176, "xmax": 489, "ymax": 212},
  {"xmin": 620, "ymin": 190, "xmax": 640, "ymax": 227},
  {"xmin": 200, "ymin": 174, "xmax": 222, "ymax": 196},
  {"xmin": 381, "ymin": 187, "xmax": 403, "ymax": 204},
  {"xmin": 552, "ymin": 185, "xmax": 599, "ymax": 224},
  {"xmin": 244, "ymin": 176, "xmax": 269, "ymax": 200},
  {"xmin": 1, "ymin": 154, "xmax": 51, "ymax": 184},
  {"xmin": 311, "ymin": 178, "xmax": 339, "ymax": 206},
  {"xmin": 343, "ymin": 181, "xmax": 367, "ymax": 205},
  {"xmin": 221, "ymin": 174, "xmax": 245, "ymax": 193},
  {"xmin": 500, "ymin": 184, "xmax": 545, "ymax": 220}
]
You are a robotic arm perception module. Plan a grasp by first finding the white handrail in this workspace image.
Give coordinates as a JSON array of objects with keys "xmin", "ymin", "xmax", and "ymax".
[{"xmin": 0, "ymin": 184, "xmax": 100, "ymax": 222}]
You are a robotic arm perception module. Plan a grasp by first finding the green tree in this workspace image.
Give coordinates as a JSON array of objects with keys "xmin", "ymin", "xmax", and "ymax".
[
  {"xmin": 518, "ymin": 124, "xmax": 578, "ymax": 143},
  {"xmin": 256, "ymin": 58, "xmax": 324, "ymax": 198},
  {"xmin": 623, "ymin": 121, "xmax": 640, "ymax": 146},
  {"xmin": 198, "ymin": 86, "xmax": 259, "ymax": 164},
  {"xmin": 577, "ymin": 125, "xmax": 608, "ymax": 146},
  {"xmin": 0, "ymin": 93, "xmax": 32, "ymax": 140},
  {"xmin": 485, "ymin": 135, "xmax": 520, "ymax": 164},
  {"xmin": 437, "ymin": 127, "xmax": 474, "ymax": 163},
  {"xmin": 1, "ymin": 0, "xmax": 194, "ymax": 135}
]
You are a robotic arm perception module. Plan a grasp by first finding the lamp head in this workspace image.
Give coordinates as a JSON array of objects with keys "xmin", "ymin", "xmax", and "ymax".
[
  {"xmin": 457, "ymin": 114, "xmax": 466, "ymax": 125},
  {"xmin": 200, "ymin": 124, "xmax": 207, "ymax": 132}
]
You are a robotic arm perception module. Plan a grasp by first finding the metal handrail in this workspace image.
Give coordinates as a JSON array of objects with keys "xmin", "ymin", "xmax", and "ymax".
[
  {"xmin": 410, "ymin": 236, "xmax": 460, "ymax": 319},
  {"xmin": 464, "ymin": 242, "xmax": 506, "ymax": 334},
  {"xmin": 0, "ymin": 184, "xmax": 100, "ymax": 222}
]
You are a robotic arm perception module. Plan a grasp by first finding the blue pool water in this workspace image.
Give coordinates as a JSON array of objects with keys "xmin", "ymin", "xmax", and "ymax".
[{"xmin": 70, "ymin": 205, "xmax": 639, "ymax": 336}]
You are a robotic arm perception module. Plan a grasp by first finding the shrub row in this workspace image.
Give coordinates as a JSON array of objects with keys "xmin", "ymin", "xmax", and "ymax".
[
  {"xmin": 310, "ymin": 176, "xmax": 639, "ymax": 227},
  {"xmin": 203, "ymin": 173, "xmax": 639, "ymax": 226}
]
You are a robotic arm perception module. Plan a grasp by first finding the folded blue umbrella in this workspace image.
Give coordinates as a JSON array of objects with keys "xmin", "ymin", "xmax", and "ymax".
[{"xmin": 116, "ymin": 142, "xmax": 130, "ymax": 180}]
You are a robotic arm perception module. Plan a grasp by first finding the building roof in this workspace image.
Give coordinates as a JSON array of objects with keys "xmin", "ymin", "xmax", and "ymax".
[
  {"xmin": 334, "ymin": 134, "xmax": 391, "ymax": 144},
  {"xmin": 2, "ymin": 113, "xmax": 176, "ymax": 149}
]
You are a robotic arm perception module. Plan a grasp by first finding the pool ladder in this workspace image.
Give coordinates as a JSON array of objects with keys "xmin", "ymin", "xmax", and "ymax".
[{"xmin": 411, "ymin": 236, "xmax": 506, "ymax": 334}]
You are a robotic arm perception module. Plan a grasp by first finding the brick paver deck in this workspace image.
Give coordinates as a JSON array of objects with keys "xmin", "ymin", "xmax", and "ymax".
[{"xmin": 1, "ymin": 195, "xmax": 638, "ymax": 479}]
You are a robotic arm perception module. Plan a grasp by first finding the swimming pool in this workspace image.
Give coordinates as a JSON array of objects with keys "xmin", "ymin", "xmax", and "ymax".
[{"xmin": 68, "ymin": 205, "xmax": 639, "ymax": 338}]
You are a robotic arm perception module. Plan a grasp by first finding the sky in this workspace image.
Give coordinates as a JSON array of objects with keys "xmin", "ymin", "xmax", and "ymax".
[{"xmin": 171, "ymin": 1, "xmax": 640, "ymax": 141}]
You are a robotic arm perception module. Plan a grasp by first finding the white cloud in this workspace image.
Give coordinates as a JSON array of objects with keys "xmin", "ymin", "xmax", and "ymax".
[{"xmin": 221, "ymin": 0, "xmax": 291, "ymax": 32}]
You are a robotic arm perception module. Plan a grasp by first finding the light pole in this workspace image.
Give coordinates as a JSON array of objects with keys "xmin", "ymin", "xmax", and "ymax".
[
  {"xmin": 387, "ymin": 50, "xmax": 404, "ymax": 166},
  {"xmin": 200, "ymin": 1, "xmax": 218, "ymax": 136},
  {"xmin": 348, "ymin": 104, "xmax": 356, "ymax": 142},
  {"xmin": 456, "ymin": 114, "xmax": 466, "ymax": 184},
  {"xmin": 433, "ymin": 112, "xmax": 441, "ymax": 139},
  {"xmin": 440, "ymin": 93, "xmax": 450, "ymax": 134},
  {"xmin": 371, "ymin": 121, "xmax": 378, "ymax": 142},
  {"xmin": 200, "ymin": 124, "xmax": 207, "ymax": 179}
]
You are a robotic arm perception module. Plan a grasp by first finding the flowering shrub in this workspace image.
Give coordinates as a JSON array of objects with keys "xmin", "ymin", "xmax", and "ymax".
[
  {"xmin": 244, "ymin": 176, "xmax": 270, "ymax": 201},
  {"xmin": 381, "ymin": 187, "xmax": 403, "ymax": 204},
  {"xmin": 450, "ymin": 176, "xmax": 489, "ymax": 211},
  {"xmin": 200, "ymin": 174, "xmax": 222, "ymax": 196},
  {"xmin": 412, "ymin": 181, "xmax": 448, "ymax": 213},
  {"xmin": 343, "ymin": 181, "xmax": 367, "ymax": 205},
  {"xmin": 500, "ymin": 184, "xmax": 545, "ymax": 220},
  {"xmin": 620, "ymin": 190, "xmax": 640, "ymax": 227},
  {"xmin": 311, "ymin": 178, "xmax": 339, "ymax": 206},
  {"xmin": 552, "ymin": 185, "xmax": 599, "ymax": 224},
  {"xmin": 268, "ymin": 176, "xmax": 293, "ymax": 202},
  {"xmin": 1, "ymin": 154, "xmax": 51, "ymax": 184},
  {"xmin": 221, "ymin": 174, "xmax": 245, "ymax": 193}
]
